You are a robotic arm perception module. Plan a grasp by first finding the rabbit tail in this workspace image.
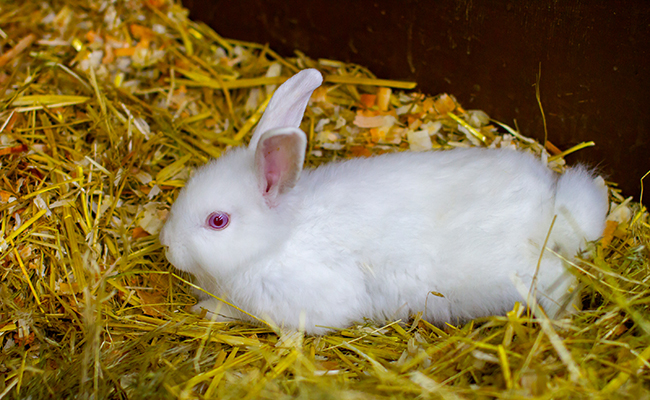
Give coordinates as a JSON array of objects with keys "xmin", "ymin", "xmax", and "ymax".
[{"xmin": 550, "ymin": 165, "xmax": 609, "ymax": 255}]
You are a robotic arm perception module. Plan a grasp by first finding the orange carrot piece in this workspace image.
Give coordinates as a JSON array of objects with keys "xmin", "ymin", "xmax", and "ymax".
[
  {"xmin": 360, "ymin": 94, "xmax": 376, "ymax": 108},
  {"xmin": 114, "ymin": 47, "xmax": 136, "ymax": 57},
  {"xmin": 0, "ymin": 144, "xmax": 28, "ymax": 156},
  {"xmin": 545, "ymin": 140, "xmax": 562, "ymax": 155},
  {"xmin": 377, "ymin": 87, "xmax": 391, "ymax": 111}
]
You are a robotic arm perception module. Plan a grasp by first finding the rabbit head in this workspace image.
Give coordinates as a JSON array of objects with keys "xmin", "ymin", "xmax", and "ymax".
[{"xmin": 159, "ymin": 69, "xmax": 323, "ymax": 281}]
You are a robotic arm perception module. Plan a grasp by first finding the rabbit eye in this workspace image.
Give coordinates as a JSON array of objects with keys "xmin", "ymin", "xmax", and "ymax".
[{"xmin": 207, "ymin": 212, "xmax": 230, "ymax": 230}]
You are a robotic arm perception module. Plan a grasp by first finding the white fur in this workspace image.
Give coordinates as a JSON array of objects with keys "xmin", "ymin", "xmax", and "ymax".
[{"xmin": 159, "ymin": 69, "xmax": 609, "ymax": 334}]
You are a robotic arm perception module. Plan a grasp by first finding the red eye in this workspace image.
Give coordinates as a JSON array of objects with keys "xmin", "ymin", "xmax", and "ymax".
[{"xmin": 206, "ymin": 212, "xmax": 230, "ymax": 230}]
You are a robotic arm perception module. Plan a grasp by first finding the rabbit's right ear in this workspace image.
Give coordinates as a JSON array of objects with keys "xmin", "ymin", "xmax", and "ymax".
[
  {"xmin": 249, "ymin": 69, "xmax": 323, "ymax": 149},
  {"xmin": 254, "ymin": 127, "xmax": 307, "ymax": 207}
]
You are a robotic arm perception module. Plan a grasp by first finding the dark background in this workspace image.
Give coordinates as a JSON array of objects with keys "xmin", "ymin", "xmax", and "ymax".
[{"xmin": 183, "ymin": 0, "xmax": 649, "ymax": 204}]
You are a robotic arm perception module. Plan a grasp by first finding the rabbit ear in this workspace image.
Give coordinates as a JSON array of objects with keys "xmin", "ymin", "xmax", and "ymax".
[
  {"xmin": 254, "ymin": 127, "xmax": 307, "ymax": 206},
  {"xmin": 249, "ymin": 69, "xmax": 323, "ymax": 149}
]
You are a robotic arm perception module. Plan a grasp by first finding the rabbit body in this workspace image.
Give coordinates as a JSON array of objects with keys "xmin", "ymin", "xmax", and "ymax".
[{"xmin": 159, "ymin": 69, "xmax": 608, "ymax": 334}]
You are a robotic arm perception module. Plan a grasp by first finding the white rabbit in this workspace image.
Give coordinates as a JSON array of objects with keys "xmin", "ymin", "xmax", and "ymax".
[{"xmin": 159, "ymin": 69, "xmax": 609, "ymax": 334}]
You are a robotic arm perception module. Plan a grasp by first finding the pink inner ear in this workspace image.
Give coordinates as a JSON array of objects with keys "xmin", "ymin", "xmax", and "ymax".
[
  {"xmin": 262, "ymin": 136, "xmax": 292, "ymax": 193},
  {"xmin": 263, "ymin": 155, "xmax": 282, "ymax": 194},
  {"xmin": 256, "ymin": 132, "xmax": 304, "ymax": 204}
]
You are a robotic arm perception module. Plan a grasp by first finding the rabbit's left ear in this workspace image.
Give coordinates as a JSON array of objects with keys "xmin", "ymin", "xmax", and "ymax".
[
  {"xmin": 249, "ymin": 69, "xmax": 323, "ymax": 149},
  {"xmin": 254, "ymin": 127, "xmax": 307, "ymax": 206}
]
